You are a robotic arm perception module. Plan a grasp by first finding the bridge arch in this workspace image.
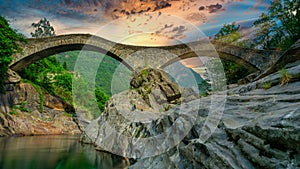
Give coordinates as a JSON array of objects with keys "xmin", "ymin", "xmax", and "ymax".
[
  {"xmin": 10, "ymin": 34, "xmax": 282, "ymax": 73},
  {"xmin": 11, "ymin": 44, "xmax": 134, "ymax": 71},
  {"xmin": 159, "ymin": 50, "xmax": 258, "ymax": 72},
  {"xmin": 10, "ymin": 34, "xmax": 135, "ymax": 72}
]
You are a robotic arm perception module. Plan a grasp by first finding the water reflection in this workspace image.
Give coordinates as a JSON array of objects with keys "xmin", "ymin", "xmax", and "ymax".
[{"xmin": 0, "ymin": 135, "xmax": 129, "ymax": 169}]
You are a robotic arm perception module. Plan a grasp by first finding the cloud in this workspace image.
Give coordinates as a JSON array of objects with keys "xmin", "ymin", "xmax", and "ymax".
[
  {"xmin": 206, "ymin": 3, "xmax": 224, "ymax": 13},
  {"xmin": 0, "ymin": 0, "xmax": 270, "ymax": 46},
  {"xmin": 186, "ymin": 12, "xmax": 207, "ymax": 23},
  {"xmin": 180, "ymin": 57, "xmax": 204, "ymax": 68},
  {"xmin": 151, "ymin": 24, "xmax": 187, "ymax": 40}
]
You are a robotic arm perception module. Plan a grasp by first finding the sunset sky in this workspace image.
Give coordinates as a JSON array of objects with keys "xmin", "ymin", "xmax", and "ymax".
[
  {"xmin": 1, "ymin": 0, "xmax": 270, "ymax": 45},
  {"xmin": 0, "ymin": 0, "xmax": 270, "ymax": 68}
]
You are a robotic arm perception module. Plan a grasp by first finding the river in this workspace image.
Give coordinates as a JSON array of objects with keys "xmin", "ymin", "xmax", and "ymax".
[{"xmin": 0, "ymin": 135, "xmax": 129, "ymax": 169}]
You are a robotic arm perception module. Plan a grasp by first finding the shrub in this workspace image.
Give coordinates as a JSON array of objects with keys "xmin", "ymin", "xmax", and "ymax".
[
  {"xmin": 279, "ymin": 68, "xmax": 292, "ymax": 86},
  {"xmin": 0, "ymin": 16, "xmax": 26, "ymax": 92},
  {"xmin": 262, "ymin": 82, "xmax": 272, "ymax": 90}
]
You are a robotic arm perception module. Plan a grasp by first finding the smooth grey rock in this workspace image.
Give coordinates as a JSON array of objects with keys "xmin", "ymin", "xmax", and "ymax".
[{"xmin": 83, "ymin": 62, "xmax": 300, "ymax": 169}]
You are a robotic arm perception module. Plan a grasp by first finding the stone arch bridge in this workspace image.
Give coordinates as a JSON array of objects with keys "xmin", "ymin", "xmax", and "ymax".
[{"xmin": 10, "ymin": 34, "xmax": 282, "ymax": 72}]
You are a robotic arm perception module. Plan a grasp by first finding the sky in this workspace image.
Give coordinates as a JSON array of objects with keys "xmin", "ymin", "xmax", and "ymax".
[{"xmin": 0, "ymin": 0, "xmax": 270, "ymax": 67}]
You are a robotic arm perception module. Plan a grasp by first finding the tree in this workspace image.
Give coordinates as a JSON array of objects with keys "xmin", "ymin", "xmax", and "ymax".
[
  {"xmin": 31, "ymin": 18, "xmax": 56, "ymax": 38},
  {"xmin": 0, "ymin": 16, "xmax": 26, "ymax": 92},
  {"xmin": 215, "ymin": 22, "xmax": 240, "ymax": 39},
  {"xmin": 95, "ymin": 88, "xmax": 109, "ymax": 113},
  {"xmin": 214, "ymin": 22, "xmax": 252, "ymax": 84},
  {"xmin": 253, "ymin": 0, "xmax": 300, "ymax": 50},
  {"xmin": 214, "ymin": 22, "xmax": 247, "ymax": 47}
]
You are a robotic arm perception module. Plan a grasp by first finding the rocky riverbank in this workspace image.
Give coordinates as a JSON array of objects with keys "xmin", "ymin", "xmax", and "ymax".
[
  {"xmin": 131, "ymin": 63, "xmax": 300, "ymax": 169},
  {"xmin": 0, "ymin": 82, "xmax": 81, "ymax": 136},
  {"xmin": 81, "ymin": 60, "xmax": 300, "ymax": 168}
]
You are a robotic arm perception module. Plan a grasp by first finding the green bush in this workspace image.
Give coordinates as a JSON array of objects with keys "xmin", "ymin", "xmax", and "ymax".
[
  {"xmin": 279, "ymin": 68, "xmax": 292, "ymax": 86},
  {"xmin": 262, "ymin": 82, "xmax": 272, "ymax": 90},
  {"xmin": 0, "ymin": 16, "xmax": 26, "ymax": 92},
  {"xmin": 12, "ymin": 101, "xmax": 30, "ymax": 113},
  {"xmin": 95, "ymin": 88, "xmax": 109, "ymax": 113},
  {"xmin": 215, "ymin": 22, "xmax": 240, "ymax": 39}
]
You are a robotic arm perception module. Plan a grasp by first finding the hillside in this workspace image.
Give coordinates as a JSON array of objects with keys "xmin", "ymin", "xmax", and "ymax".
[
  {"xmin": 55, "ymin": 51, "xmax": 210, "ymax": 96},
  {"xmin": 54, "ymin": 51, "xmax": 131, "ymax": 96}
]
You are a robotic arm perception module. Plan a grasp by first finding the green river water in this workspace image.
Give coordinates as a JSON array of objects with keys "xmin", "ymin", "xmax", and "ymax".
[{"xmin": 0, "ymin": 135, "xmax": 128, "ymax": 169}]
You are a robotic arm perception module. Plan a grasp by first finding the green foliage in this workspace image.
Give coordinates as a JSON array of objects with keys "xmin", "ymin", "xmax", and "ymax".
[
  {"xmin": 222, "ymin": 60, "xmax": 252, "ymax": 84},
  {"xmin": 253, "ymin": 0, "xmax": 300, "ymax": 50},
  {"xmin": 218, "ymin": 31, "xmax": 240, "ymax": 43},
  {"xmin": 73, "ymin": 75, "xmax": 108, "ymax": 118},
  {"xmin": 20, "ymin": 49, "xmax": 130, "ymax": 118},
  {"xmin": 279, "ymin": 68, "xmax": 292, "ymax": 86},
  {"xmin": 54, "ymin": 73, "xmax": 73, "ymax": 92},
  {"xmin": 12, "ymin": 101, "xmax": 30, "ymax": 113},
  {"xmin": 30, "ymin": 81, "xmax": 44, "ymax": 112},
  {"xmin": 55, "ymin": 51, "xmax": 131, "ymax": 96},
  {"xmin": 214, "ymin": 22, "xmax": 248, "ymax": 47},
  {"xmin": 262, "ymin": 82, "xmax": 272, "ymax": 90},
  {"xmin": 145, "ymin": 85, "xmax": 152, "ymax": 94},
  {"xmin": 31, "ymin": 18, "xmax": 56, "ymax": 38},
  {"xmin": 0, "ymin": 16, "xmax": 26, "ymax": 92},
  {"xmin": 9, "ymin": 109, "xmax": 17, "ymax": 116},
  {"xmin": 214, "ymin": 23, "xmax": 252, "ymax": 83},
  {"xmin": 62, "ymin": 111, "xmax": 73, "ymax": 117},
  {"xmin": 198, "ymin": 81, "xmax": 211, "ymax": 95},
  {"xmin": 54, "ymin": 52, "xmax": 79, "ymax": 70},
  {"xmin": 215, "ymin": 22, "xmax": 240, "ymax": 39},
  {"xmin": 19, "ymin": 101, "xmax": 30, "ymax": 112},
  {"xmin": 95, "ymin": 88, "xmax": 109, "ymax": 113},
  {"xmin": 21, "ymin": 56, "xmax": 110, "ymax": 118},
  {"xmin": 141, "ymin": 68, "xmax": 149, "ymax": 78},
  {"xmin": 217, "ymin": 32, "xmax": 248, "ymax": 47},
  {"xmin": 53, "ymin": 73, "xmax": 73, "ymax": 102},
  {"xmin": 19, "ymin": 57, "xmax": 72, "ymax": 103},
  {"xmin": 63, "ymin": 62, "xmax": 67, "ymax": 69}
]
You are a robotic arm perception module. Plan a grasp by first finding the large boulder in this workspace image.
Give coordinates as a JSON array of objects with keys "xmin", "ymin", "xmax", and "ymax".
[
  {"xmin": 130, "ymin": 68, "xmax": 181, "ymax": 105},
  {"xmin": 82, "ymin": 64, "xmax": 300, "ymax": 168},
  {"xmin": 81, "ymin": 68, "xmax": 200, "ymax": 157},
  {"xmin": 0, "ymin": 82, "xmax": 81, "ymax": 136}
]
